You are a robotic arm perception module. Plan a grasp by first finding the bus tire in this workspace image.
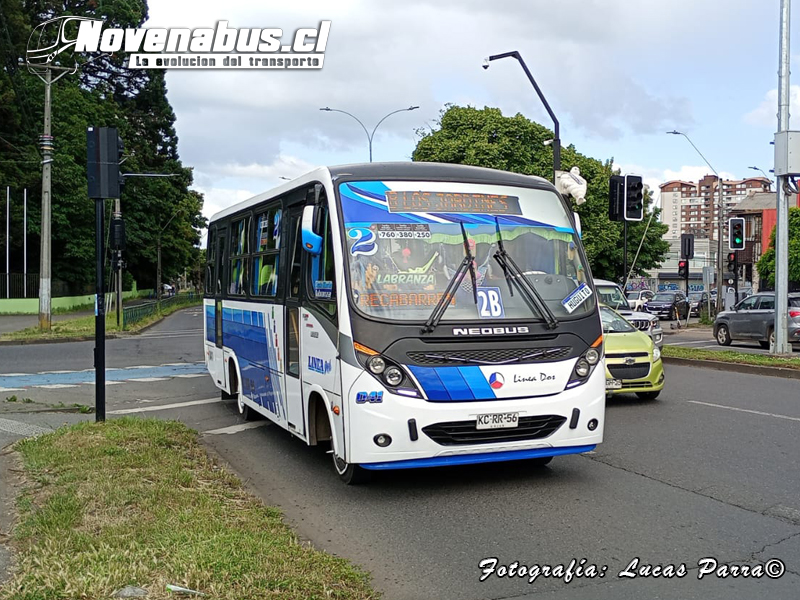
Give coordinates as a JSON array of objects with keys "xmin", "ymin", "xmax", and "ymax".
[
  {"xmin": 333, "ymin": 454, "xmax": 370, "ymax": 485},
  {"xmin": 237, "ymin": 393, "xmax": 256, "ymax": 421}
]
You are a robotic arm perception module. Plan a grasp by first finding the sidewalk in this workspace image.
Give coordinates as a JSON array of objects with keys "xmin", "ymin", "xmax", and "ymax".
[{"xmin": 0, "ymin": 311, "xmax": 95, "ymax": 336}]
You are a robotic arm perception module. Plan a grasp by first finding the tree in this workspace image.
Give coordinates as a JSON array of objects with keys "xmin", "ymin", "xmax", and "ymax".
[
  {"xmin": 756, "ymin": 207, "xmax": 800, "ymax": 288},
  {"xmin": 0, "ymin": 0, "xmax": 205, "ymax": 294},
  {"xmin": 412, "ymin": 105, "xmax": 669, "ymax": 281}
]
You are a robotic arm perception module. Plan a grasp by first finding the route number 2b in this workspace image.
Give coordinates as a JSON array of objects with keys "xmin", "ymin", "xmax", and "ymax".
[{"xmin": 477, "ymin": 287, "xmax": 505, "ymax": 318}]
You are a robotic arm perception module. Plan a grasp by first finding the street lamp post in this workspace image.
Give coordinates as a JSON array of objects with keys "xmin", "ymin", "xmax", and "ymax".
[
  {"xmin": 667, "ymin": 130, "xmax": 725, "ymax": 312},
  {"xmin": 484, "ymin": 51, "xmax": 560, "ymax": 179},
  {"xmin": 156, "ymin": 208, "xmax": 184, "ymax": 307},
  {"xmin": 748, "ymin": 166, "xmax": 774, "ymax": 189},
  {"xmin": 319, "ymin": 106, "xmax": 419, "ymax": 162}
]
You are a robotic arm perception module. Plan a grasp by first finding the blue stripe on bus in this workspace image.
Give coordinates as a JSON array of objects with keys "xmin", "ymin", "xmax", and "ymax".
[
  {"xmin": 457, "ymin": 366, "xmax": 496, "ymax": 399},
  {"xmin": 361, "ymin": 445, "xmax": 597, "ymax": 470},
  {"xmin": 433, "ymin": 367, "xmax": 475, "ymax": 400},
  {"xmin": 408, "ymin": 366, "xmax": 450, "ymax": 400}
]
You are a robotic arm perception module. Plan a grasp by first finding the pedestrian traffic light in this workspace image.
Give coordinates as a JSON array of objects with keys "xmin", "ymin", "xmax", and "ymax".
[
  {"xmin": 608, "ymin": 175, "xmax": 624, "ymax": 221},
  {"xmin": 728, "ymin": 217, "xmax": 745, "ymax": 250},
  {"xmin": 678, "ymin": 259, "xmax": 688, "ymax": 279},
  {"xmin": 623, "ymin": 175, "xmax": 644, "ymax": 221},
  {"xmin": 87, "ymin": 127, "xmax": 124, "ymax": 199},
  {"xmin": 726, "ymin": 252, "xmax": 737, "ymax": 274}
]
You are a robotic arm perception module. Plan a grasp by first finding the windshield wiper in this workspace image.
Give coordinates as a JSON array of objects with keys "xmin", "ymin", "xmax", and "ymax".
[
  {"xmin": 421, "ymin": 223, "xmax": 478, "ymax": 334},
  {"xmin": 493, "ymin": 217, "xmax": 559, "ymax": 330}
]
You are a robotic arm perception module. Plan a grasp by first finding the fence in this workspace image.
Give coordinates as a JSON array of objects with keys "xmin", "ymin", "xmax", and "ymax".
[
  {"xmin": 0, "ymin": 273, "xmax": 76, "ymax": 299},
  {"xmin": 122, "ymin": 292, "xmax": 200, "ymax": 330}
]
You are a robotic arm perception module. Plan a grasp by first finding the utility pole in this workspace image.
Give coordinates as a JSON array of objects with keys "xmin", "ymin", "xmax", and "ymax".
[
  {"xmin": 774, "ymin": 0, "xmax": 792, "ymax": 354},
  {"xmin": 38, "ymin": 68, "xmax": 53, "ymax": 329}
]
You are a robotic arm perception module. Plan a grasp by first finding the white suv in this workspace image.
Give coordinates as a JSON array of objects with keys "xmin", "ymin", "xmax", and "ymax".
[
  {"xmin": 595, "ymin": 279, "xmax": 663, "ymax": 347},
  {"xmin": 626, "ymin": 289, "xmax": 654, "ymax": 311}
]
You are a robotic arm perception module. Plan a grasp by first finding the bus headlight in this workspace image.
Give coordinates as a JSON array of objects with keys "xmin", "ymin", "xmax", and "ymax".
[
  {"xmin": 368, "ymin": 356, "xmax": 386, "ymax": 374},
  {"xmin": 575, "ymin": 359, "xmax": 590, "ymax": 377},
  {"xmin": 383, "ymin": 367, "xmax": 403, "ymax": 387},
  {"xmin": 585, "ymin": 348, "xmax": 600, "ymax": 365}
]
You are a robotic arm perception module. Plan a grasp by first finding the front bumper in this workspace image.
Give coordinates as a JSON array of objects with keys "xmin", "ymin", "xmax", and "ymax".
[{"xmin": 605, "ymin": 358, "xmax": 665, "ymax": 395}]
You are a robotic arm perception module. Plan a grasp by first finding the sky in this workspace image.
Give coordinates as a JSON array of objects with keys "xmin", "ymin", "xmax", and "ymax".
[{"xmin": 142, "ymin": 0, "xmax": 800, "ymax": 237}]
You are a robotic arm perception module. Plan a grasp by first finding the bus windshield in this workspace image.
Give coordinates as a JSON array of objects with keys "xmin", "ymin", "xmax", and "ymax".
[{"xmin": 338, "ymin": 180, "xmax": 594, "ymax": 322}]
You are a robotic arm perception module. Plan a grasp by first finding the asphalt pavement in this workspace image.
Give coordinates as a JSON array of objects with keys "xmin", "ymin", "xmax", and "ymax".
[{"xmin": 0, "ymin": 308, "xmax": 799, "ymax": 600}]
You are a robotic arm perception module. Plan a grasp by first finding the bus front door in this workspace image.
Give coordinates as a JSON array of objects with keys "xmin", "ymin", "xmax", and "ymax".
[{"xmin": 284, "ymin": 208, "xmax": 306, "ymax": 438}]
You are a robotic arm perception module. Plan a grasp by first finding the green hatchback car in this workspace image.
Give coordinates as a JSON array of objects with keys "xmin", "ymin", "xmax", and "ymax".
[{"xmin": 601, "ymin": 305, "xmax": 665, "ymax": 400}]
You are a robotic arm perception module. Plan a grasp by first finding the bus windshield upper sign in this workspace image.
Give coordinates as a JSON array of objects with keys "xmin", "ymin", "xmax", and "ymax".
[{"xmin": 385, "ymin": 191, "xmax": 522, "ymax": 215}]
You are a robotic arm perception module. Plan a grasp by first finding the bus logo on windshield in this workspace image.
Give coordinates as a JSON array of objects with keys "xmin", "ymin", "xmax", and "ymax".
[{"xmin": 488, "ymin": 373, "xmax": 504, "ymax": 390}]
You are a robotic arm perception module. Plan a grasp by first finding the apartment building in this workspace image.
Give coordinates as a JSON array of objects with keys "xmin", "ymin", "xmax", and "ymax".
[{"xmin": 659, "ymin": 175, "xmax": 770, "ymax": 241}]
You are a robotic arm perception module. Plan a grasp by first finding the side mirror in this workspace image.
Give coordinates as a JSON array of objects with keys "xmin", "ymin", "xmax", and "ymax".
[
  {"xmin": 301, "ymin": 204, "xmax": 322, "ymax": 255},
  {"xmin": 573, "ymin": 212, "xmax": 582, "ymax": 238}
]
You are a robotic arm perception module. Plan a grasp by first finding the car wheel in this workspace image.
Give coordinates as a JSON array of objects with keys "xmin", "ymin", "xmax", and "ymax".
[
  {"xmin": 333, "ymin": 453, "xmax": 370, "ymax": 485},
  {"xmin": 636, "ymin": 391, "xmax": 661, "ymax": 400},
  {"xmin": 529, "ymin": 456, "xmax": 553, "ymax": 468},
  {"xmin": 716, "ymin": 324, "xmax": 732, "ymax": 346}
]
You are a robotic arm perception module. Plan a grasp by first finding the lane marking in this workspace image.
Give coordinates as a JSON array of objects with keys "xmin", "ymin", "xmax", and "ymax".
[
  {"xmin": 0, "ymin": 418, "xmax": 51, "ymax": 437},
  {"xmin": 38, "ymin": 370, "xmax": 77, "ymax": 374},
  {"xmin": 0, "ymin": 388, "xmax": 24, "ymax": 393},
  {"xmin": 175, "ymin": 374, "xmax": 205, "ymax": 379},
  {"xmin": 203, "ymin": 421, "xmax": 268, "ymax": 435},
  {"xmin": 133, "ymin": 377, "xmax": 169, "ymax": 382},
  {"xmin": 0, "ymin": 373, "xmax": 30, "ymax": 377},
  {"xmin": 688, "ymin": 401, "xmax": 800, "ymax": 423},
  {"xmin": 108, "ymin": 397, "xmax": 220, "ymax": 415},
  {"xmin": 37, "ymin": 384, "xmax": 78, "ymax": 389}
]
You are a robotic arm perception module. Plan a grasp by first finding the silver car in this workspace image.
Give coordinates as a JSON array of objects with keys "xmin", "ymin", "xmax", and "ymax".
[
  {"xmin": 713, "ymin": 292, "xmax": 800, "ymax": 348},
  {"xmin": 595, "ymin": 279, "xmax": 663, "ymax": 348}
]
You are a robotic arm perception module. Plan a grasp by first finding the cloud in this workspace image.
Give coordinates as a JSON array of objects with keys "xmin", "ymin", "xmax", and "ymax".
[{"xmin": 744, "ymin": 85, "xmax": 800, "ymax": 128}]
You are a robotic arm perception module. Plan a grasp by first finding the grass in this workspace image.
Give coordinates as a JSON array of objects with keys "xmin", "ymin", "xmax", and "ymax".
[
  {"xmin": 0, "ymin": 297, "xmax": 201, "ymax": 342},
  {"xmin": 663, "ymin": 344, "xmax": 800, "ymax": 370},
  {"xmin": 1, "ymin": 418, "xmax": 377, "ymax": 600}
]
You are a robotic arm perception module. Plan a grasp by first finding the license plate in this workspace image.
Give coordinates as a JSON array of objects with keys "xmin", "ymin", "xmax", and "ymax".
[
  {"xmin": 606, "ymin": 379, "xmax": 622, "ymax": 390},
  {"xmin": 476, "ymin": 412, "xmax": 519, "ymax": 430}
]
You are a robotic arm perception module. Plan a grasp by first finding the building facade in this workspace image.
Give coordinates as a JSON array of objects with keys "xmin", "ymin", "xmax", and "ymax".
[{"xmin": 659, "ymin": 176, "xmax": 771, "ymax": 241}]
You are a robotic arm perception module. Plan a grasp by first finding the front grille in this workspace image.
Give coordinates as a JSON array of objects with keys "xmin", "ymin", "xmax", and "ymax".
[
  {"xmin": 621, "ymin": 381, "xmax": 653, "ymax": 389},
  {"xmin": 629, "ymin": 319, "xmax": 652, "ymax": 331},
  {"xmin": 608, "ymin": 363, "xmax": 651, "ymax": 380},
  {"xmin": 422, "ymin": 415, "xmax": 567, "ymax": 446},
  {"xmin": 606, "ymin": 352, "xmax": 649, "ymax": 358},
  {"xmin": 407, "ymin": 347, "xmax": 571, "ymax": 366}
]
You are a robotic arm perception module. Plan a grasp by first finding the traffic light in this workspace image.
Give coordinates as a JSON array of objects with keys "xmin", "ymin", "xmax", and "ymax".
[
  {"xmin": 87, "ymin": 127, "xmax": 124, "ymax": 199},
  {"xmin": 623, "ymin": 175, "xmax": 644, "ymax": 221},
  {"xmin": 728, "ymin": 217, "xmax": 745, "ymax": 250},
  {"xmin": 608, "ymin": 175, "xmax": 624, "ymax": 222},
  {"xmin": 726, "ymin": 252, "xmax": 737, "ymax": 274},
  {"xmin": 678, "ymin": 259, "xmax": 688, "ymax": 279}
]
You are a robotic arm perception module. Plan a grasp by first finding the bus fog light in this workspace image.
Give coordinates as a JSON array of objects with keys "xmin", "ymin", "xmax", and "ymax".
[
  {"xmin": 383, "ymin": 367, "xmax": 403, "ymax": 386},
  {"xmin": 588, "ymin": 419, "xmax": 598, "ymax": 431},
  {"xmin": 585, "ymin": 348, "xmax": 600, "ymax": 365},
  {"xmin": 368, "ymin": 356, "xmax": 386, "ymax": 374},
  {"xmin": 575, "ymin": 359, "xmax": 590, "ymax": 377},
  {"xmin": 373, "ymin": 434, "xmax": 392, "ymax": 447}
]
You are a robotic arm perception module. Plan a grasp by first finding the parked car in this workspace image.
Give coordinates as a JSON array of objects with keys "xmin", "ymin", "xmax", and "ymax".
[
  {"xmin": 713, "ymin": 292, "xmax": 800, "ymax": 348},
  {"xmin": 644, "ymin": 291, "xmax": 690, "ymax": 320},
  {"xmin": 687, "ymin": 291, "xmax": 714, "ymax": 317},
  {"xmin": 594, "ymin": 279, "xmax": 663, "ymax": 347},
  {"xmin": 601, "ymin": 305, "xmax": 664, "ymax": 400},
  {"xmin": 626, "ymin": 289, "xmax": 654, "ymax": 311}
]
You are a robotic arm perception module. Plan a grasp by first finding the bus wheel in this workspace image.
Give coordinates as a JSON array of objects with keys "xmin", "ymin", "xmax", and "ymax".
[
  {"xmin": 237, "ymin": 393, "xmax": 256, "ymax": 421},
  {"xmin": 333, "ymin": 454, "xmax": 370, "ymax": 485}
]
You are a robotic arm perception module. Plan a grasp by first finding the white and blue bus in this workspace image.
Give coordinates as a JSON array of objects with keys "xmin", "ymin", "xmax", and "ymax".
[{"xmin": 204, "ymin": 162, "xmax": 604, "ymax": 483}]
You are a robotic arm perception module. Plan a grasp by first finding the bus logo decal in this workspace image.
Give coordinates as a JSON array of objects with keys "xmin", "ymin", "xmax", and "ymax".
[
  {"xmin": 348, "ymin": 227, "xmax": 377, "ymax": 256},
  {"xmin": 452, "ymin": 326, "xmax": 530, "ymax": 336},
  {"xmin": 308, "ymin": 356, "xmax": 332, "ymax": 374},
  {"xmin": 356, "ymin": 391, "xmax": 384, "ymax": 404},
  {"xmin": 488, "ymin": 373, "xmax": 504, "ymax": 390}
]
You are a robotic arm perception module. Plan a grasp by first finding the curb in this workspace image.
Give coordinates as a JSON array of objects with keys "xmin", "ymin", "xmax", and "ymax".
[
  {"xmin": 0, "ymin": 334, "xmax": 120, "ymax": 346},
  {"xmin": 663, "ymin": 356, "xmax": 800, "ymax": 380}
]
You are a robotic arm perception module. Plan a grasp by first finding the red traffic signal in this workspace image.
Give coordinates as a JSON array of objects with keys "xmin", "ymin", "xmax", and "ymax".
[{"xmin": 678, "ymin": 259, "xmax": 688, "ymax": 278}]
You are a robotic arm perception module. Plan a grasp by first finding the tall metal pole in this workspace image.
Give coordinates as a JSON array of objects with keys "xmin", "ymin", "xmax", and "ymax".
[
  {"xmin": 157, "ymin": 232, "xmax": 162, "ymax": 308},
  {"xmin": 774, "ymin": 0, "xmax": 792, "ymax": 354},
  {"xmin": 319, "ymin": 106, "xmax": 419, "ymax": 162},
  {"xmin": 717, "ymin": 177, "xmax": 724, "ymax": 311},
  {"xmin": 623, "ymin": 220, "xmax": 628, "ymax": 290},
  {"xmin": 95, "ymin": 197, "xmax": 106, "ymax": 421},
  {"xmin": 114, "ymin": 198, "xmax": 122, "ymax": 327},
  {"xmin": 5, "ymin": 187, "xmax": 8, "ymax": 299},
  {"xmin": 486, "ymin": 51, "xmax": 561, "ymax": 179},
  {"xmin": 23, "ymin": 189, "xmax": 27, "ymax": 298},
  {"xmin": 38, "ymin": 68, "xmax": 53, "ymax": 330}
]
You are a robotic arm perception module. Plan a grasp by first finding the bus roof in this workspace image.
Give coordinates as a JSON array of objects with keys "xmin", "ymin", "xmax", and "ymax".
[{"xmin": 209, "ymin": 162, "xmax": 555, "ymax": 223}]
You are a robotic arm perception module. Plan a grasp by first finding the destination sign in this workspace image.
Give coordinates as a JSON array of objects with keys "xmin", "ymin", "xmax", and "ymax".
[{"xmin": 385, "ymin": 191, "xmax": 522, "ymax": 215}]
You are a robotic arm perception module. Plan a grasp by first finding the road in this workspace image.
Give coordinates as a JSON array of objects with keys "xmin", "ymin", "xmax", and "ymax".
[
  {"xmin": 666, "ymin": 327, "xmax": 800, "ymax": 355},
  {"xmin": 1, "ymin": 308, "xmax": 799, "ymax": 599}
]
